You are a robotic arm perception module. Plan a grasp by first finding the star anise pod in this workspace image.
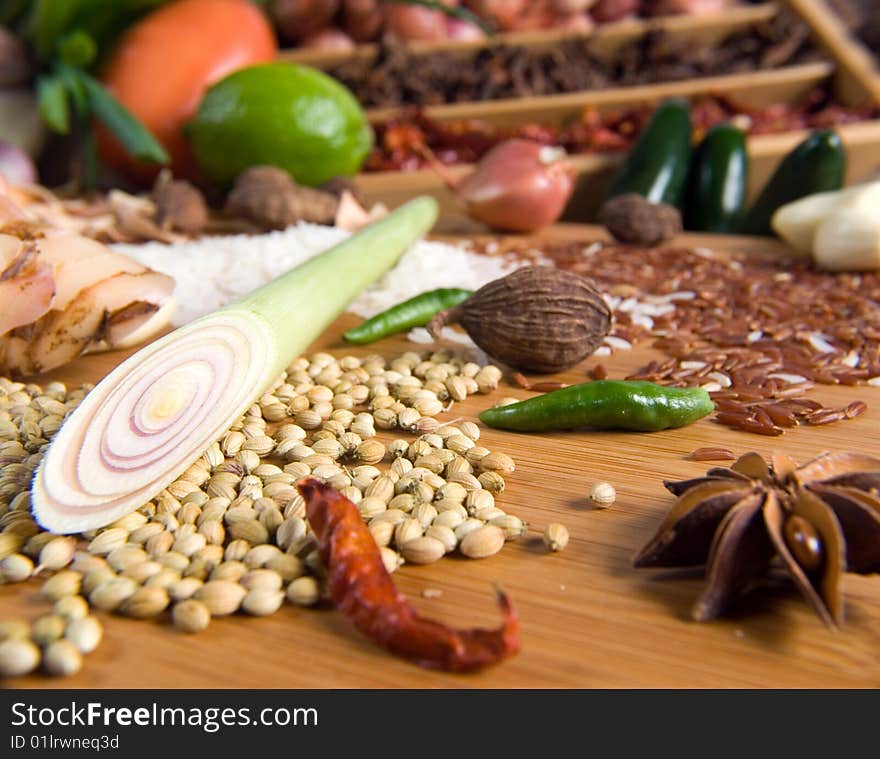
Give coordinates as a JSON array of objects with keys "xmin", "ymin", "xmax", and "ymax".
[{"xmin": 634, "ymin": 451, "xmax": 880, "ymax": 626}]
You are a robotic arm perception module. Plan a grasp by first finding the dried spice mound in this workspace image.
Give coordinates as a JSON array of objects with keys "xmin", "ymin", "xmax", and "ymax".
[
  {"xmin": 634, "ymin": 451, "xmax": 880, "ymax": 626},
  {"xmin": 327, "ymin": 11, "xmax": 821, "ymax": 109},
  {"xmin": 366, "ymin": 88, "xmax": 876, "ymax": 173},
  {"xmin": 598, "ymin": 194, "xmax": 682, "ymax": 246}
]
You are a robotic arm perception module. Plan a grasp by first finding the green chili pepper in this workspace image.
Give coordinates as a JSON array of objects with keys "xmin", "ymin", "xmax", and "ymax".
[
  {"xmin": 343, "ymin": 288, "xmax": 473, "ymax": 345},
  {"xmin": 479, "ymin": 380, "xmax": 715, "ymax": 432}
]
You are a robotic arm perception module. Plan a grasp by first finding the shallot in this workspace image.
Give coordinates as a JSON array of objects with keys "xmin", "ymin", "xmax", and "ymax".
[
  {"xmin": 590, "ymin": 0, "xmax": 638, "ymax": 22},
  {"xmin": 342, "ymin": 0, "xmax": 384, "ymax": 42},
  {"xmin": 646, "ymin": 0, "xmax": 729, "ymax": 16},
  {"xmin": 450, "ymin": 138, "xmax": 575, "ymax": 232},
  {"xmin": 270, "ymin": 0, "xmax": 339, "ymax": 42},
  {"xmin": 31, "ymin": 197, "xmax": 438, "ymax": 534},
  {"xmin": 302, "ymin": 28, "xmax": 357, "ymax": 51},
  {"xmin": 385, "ymin": 2, "xmax": 457, "ymax": 42},
  {"xmin": 446, "ymin": 17, "xmax": 486, "ymax": 40},
  {"xmin": 555, "ymin": 12, "xmax": 595, "ymax": 32},
  {"xmin": 552, "ymin": 0, "xmax": 596, "ymax": 12},
  {"xmin": 503, "ymin": 0, "xmax": 596, "ymax": 30},
  {"xmin": 464, "ymin": 0, "xmax": 526, "ymax": 30}
]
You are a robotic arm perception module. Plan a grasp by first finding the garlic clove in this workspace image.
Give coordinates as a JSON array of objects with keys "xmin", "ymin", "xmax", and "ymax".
[
  {"xmin": 813, "ymin": 208, "xmax": 880, "ymax": 272},
  {"xmin": 772, "ymin": 181, "xmax": 880, "ymax": 254},
  {"xmin": 772, "ymin": 188, "xmax": 851, "ymax": 253}
]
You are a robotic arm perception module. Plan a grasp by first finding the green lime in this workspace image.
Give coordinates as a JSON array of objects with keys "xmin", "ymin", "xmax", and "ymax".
[{"xmin": 186, "ymin": 62, "xmax": 373, "ymax": 187}]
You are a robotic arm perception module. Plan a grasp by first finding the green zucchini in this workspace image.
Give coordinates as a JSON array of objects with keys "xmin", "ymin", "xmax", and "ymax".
[
  {"xmin": 738, "ymin": 129, "xmax": 847, "ymax": 237},
  {"xmin": 603, "ymin": 98, "xmax": 693, "ymax": 208},
  {"xmin": 684, "ymin": 122, "xmax": 748, "ymax": 233}
]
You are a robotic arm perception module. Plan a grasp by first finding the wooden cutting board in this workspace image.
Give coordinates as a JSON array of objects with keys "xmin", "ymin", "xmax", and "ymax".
[{"xmin": 3, "ymin": 225, "xmax": 879, "ymax": 689}]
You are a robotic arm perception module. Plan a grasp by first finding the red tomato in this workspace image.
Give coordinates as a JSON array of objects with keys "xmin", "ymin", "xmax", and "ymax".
[{"xmin": 97, "ymin": 0, "xmax": 277, "ymax": 185}]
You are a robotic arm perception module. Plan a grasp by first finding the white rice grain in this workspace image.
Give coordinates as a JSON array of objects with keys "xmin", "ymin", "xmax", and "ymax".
[
  {"xmin": 806, "ymin": 332, "xmax": 837, "ymax": 354},
  {"xmin": 113, "ymin": 224, "xmax": 526, "ymax": 327},
  {"xmin": 768, "ymin": 373, "xmax": 809, "ymax": 385}
]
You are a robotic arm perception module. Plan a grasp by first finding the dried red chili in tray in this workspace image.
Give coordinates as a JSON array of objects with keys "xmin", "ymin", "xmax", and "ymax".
[
  {"xmin": 365, "ymin": 89, "xmax": 877, "ymax": 173},
  {"xmin": 297, "ymin": 477, "xmax": 520, "ymax": 672}
]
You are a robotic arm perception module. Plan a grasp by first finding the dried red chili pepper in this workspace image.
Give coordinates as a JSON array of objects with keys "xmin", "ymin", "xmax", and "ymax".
[
  {"xmin": 297, "ymin": 477, "xmax": 520, "ymax": 672},
  {"xmin": 365, "ymin": 90, "xmax": 876, "ymax": 173}
]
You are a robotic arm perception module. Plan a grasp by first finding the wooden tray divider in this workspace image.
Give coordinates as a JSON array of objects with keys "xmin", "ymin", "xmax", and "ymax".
[
  {"xmin": 364, "ymin": 62, "xmax": 835, "ymax": 126},
  {"xmin": 787, "ymin": 0, "xmax": 880, "ymax": 107},
  {"xmin": 275, "ymin": 2, "xmax": 780, "ymax": 68}
]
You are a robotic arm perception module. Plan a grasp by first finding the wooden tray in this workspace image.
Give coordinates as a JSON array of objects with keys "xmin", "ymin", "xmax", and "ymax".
[
  {"xmin": 343, "ymin": 0, "xmax": 880, "ymax": 223},
  {"xmin": 789, "ymin": 0, "xmax": 880, "ymax": 104},
  {"xmin": 2, "ymin": 226, "xmax": 880, "ymax": 689}
]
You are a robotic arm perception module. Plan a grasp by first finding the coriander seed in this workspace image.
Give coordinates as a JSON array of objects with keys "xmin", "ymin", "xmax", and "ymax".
[
  {"xmin": 172, "ymin": 600, "xmax": 211, "ymax": 633},
  {"xmin": 31, "ymin": 614, "xmax": 66, "ymax": 646},
  {"xmin": 0, "ymin": 553, "xmax": 33, "ymax": 582},
  {"xmin": 43, "ymin": 640, "xmax": 83, "ymax": 677},
  {"xmin": 0, "ymin": 638, "xmax": 41, "ymax": 678},
  {"xmin": 242, "ymin": 588, "xmax": 284, "ymax": 616},
  {"xmin": 54, "ymin": 595, "xmax": 89, "ymax": 622},
  {"xmin": 460, "ymin": 525, "xmax": 505, "ymax": 559},
  {"xmin": 590, "ymin": 482, "xmax": 616, "ymax": 509},
  {"xmin": 286, "ymin": 576, "xmax": 320, "ymax": 606},
  {"xmin": 543, "ymin": 523, "xmax": 570, "ymax": 552},
  {"xmin": 0, "ymin": 620, "xmax": 30, "ymax": 642},
  {"xmin": 65, "ymin": 616, "xmax": 103, "ymax": 654}
]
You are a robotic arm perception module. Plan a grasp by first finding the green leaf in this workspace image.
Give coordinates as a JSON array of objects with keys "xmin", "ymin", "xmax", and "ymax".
[
  {"xmin": 56, "ymin": 64, "xmax": 89, "ymax": 116},
  {"xmin": 75, "ymin": 70, "xmax": 170, "ymax": 165},
  {"xmin": 57, "ymin": 29, "xmax": 98, "ymax": 68},
  {"xmin": 27, "ymin": 0, "xmax": 84, "ymax": 58},
  {"xmin": 36, "ymin": 74, "xmax": 70, "ymax": 134},
  {"xmin": 23, "ymin": 0, "xmax": 172, "ymax": 65}
]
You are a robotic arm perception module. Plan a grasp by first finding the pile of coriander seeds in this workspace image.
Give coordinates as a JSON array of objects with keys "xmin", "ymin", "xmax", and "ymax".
[{"xmin": 0, "ymin": 349, "xmax": 529, "ymax": 679}]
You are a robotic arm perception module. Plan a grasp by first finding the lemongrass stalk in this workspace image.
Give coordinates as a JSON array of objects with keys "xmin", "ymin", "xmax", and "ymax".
[{"xmin": 32, "ymin": 197, "xmax": 438, "ymax": 533}]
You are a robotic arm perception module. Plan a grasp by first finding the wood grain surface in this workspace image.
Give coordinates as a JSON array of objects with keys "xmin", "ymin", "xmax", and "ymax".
[{"xmin": 2, "ymin": 227, "xmax": 880, "ymax": 689}]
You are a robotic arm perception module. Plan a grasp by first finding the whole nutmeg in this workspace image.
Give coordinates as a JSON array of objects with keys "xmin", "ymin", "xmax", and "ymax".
[
  {"xmin": 428, "ymin": 266, "xmax": 612, "ymax": 373},
  {"xmin": 598, "ymin": 194, "xmax": 682, "ymax": 246}
]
